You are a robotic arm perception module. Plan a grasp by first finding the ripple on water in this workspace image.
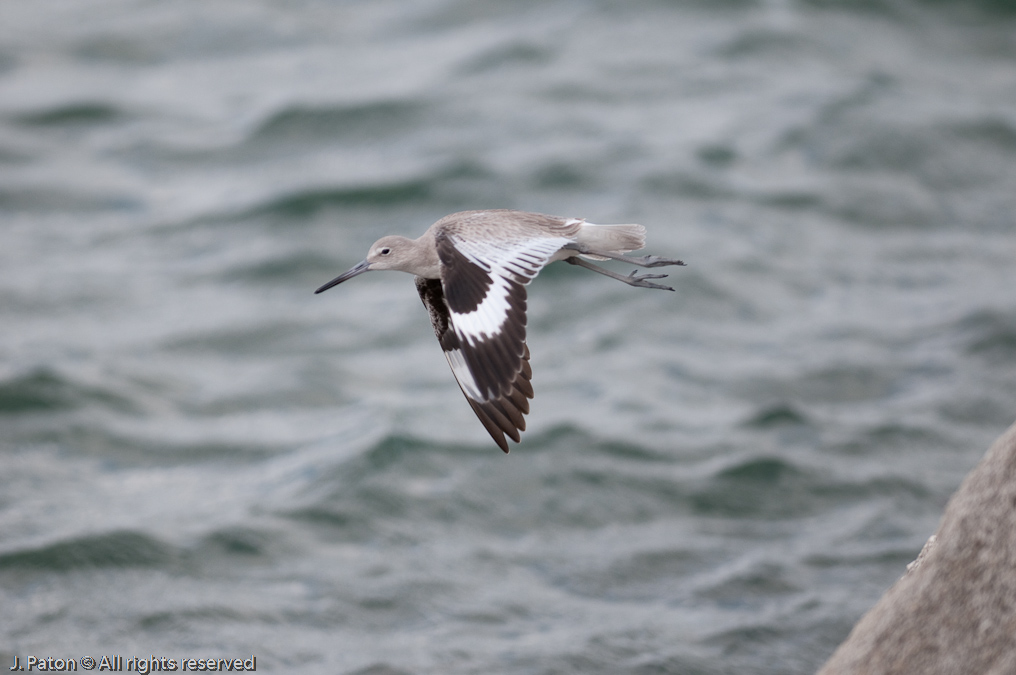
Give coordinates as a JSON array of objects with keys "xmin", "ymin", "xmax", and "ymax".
[
  {"xmin": 12, "ymin": 102, "xmax": 123, "ymax": 127},
  {"xmin": 0, "ymin": 530, "xmax": 176, "ymax": 572},
  {"xmin": 0, "ymin": 367, "xmax": 136, "ymax": 416},
  {"xmin": 959, "ymin": 309, "xmax": 1016, "ymax": 361},
  {"xmin": 248, "ymin": 101, "xmax": 425, "ymax": 147}
]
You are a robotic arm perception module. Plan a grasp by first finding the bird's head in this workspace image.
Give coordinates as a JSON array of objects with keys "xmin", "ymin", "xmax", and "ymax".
[{"xmin": 314, "ymin": 235, "xmax": 418, "ymax": 294}]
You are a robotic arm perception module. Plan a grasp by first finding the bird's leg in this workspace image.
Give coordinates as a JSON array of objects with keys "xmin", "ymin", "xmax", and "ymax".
[
  {"xmin": 561, "ymin": 243, "xmax": 686, "ymax": 268},
  {"xmin": 565, "ymin": 257, "xmax": 674, "ymax": 291}
]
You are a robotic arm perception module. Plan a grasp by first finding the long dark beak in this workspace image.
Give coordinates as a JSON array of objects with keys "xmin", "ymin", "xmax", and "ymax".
[{"xmin": 314, "ymin": 260, "xmax": 371, "ymax": 294}]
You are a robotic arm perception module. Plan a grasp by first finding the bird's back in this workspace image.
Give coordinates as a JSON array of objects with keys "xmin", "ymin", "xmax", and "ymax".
[
  {"xmin": 432, "ymin": 209, "xmax": 646, "ymax": 258},
  {"xmin": 431, "ymin": 209, "xmax": 584, "ymax": 243}
]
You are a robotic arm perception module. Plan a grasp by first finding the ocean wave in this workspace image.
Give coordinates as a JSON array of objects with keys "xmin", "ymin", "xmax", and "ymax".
[
  {"xmin": 958, "ymin": 309, "xmax": 1016, "ymax": 361},
  {"xmin": 0, "ymin": 530, "xmax": 175, "ymax": 571},
  {"xmin": 0, "ymin": 186, "xmax": 143, "ymax": 213},
  {"xmin": 245, "ymin": 181, "xmax": 434, "ymax": 218},
  {"xmin": 0, "ymin": 368, "xmax": 135, "ymax": 416},
  {"xmin": 248, "ymin": 101, "xmax": 424, "ymax": 146},
  {"xmin": 743, "ymin": 404, "xmax": 810, "ymax": 429},
  {"xmin": 11, "ymin": 102, "xmax": 122, "ymax": 127}
]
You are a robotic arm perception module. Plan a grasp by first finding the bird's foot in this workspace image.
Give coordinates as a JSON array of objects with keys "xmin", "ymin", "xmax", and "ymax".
[
  {"xmin": 627, "ymin": 270, "xmax": 674, "ymax": 291},
  {"xmin": 629, "ymin": 255, "xmax": 686, "ymax": 268}
]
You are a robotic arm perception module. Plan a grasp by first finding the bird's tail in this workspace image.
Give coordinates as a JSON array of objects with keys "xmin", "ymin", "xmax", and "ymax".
[{"xmin": 575, "ymin": 222, "xmax": 647, "ymax": 259}]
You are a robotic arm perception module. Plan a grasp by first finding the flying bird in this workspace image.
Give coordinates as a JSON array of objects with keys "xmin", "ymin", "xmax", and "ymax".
[{"xmin": 315, "ymin": 209, "xmax": 684, "ymax": 453}]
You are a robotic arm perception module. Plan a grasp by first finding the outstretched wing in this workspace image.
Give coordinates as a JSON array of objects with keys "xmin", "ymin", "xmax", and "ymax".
[
  {"xmin": 414, "ymin": 230, "xmax": 568, "ymax": 452},
  {"xmin": 415, "ymin": 277, "xmax": 533, "ymax": 452}
]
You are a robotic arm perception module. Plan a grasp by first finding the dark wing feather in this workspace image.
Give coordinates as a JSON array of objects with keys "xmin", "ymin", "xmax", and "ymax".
[{"xmin": 415, "ymin": 276, "xmax": 533, "ymax": 453}]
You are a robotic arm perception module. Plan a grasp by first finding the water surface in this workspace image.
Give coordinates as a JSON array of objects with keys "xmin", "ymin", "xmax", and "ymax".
[{"xmin": 2, "ymin": 1, "xmax": 1016, "ymax": 673}]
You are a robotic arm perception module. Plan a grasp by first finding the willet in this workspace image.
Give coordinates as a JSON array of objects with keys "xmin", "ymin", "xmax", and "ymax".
[{"xmin": 315, "ymin": 209, "xmax": 684, "ymax": 453}]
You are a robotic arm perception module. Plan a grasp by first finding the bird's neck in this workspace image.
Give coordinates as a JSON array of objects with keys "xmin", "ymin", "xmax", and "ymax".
[{"xmin": 410, "ymin": 232, "xmax": 442, "ymax": 279}]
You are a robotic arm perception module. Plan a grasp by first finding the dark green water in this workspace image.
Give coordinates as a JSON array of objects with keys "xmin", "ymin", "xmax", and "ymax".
[{"xmin": 2, "ymin": 1, "xmax": 1016, "ymax": 673}]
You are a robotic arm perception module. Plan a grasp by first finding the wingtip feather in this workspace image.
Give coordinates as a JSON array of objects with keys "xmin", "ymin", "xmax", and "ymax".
[{"xmin": 466, "ymin": 398, "xmax": 510, "ymax": 453}]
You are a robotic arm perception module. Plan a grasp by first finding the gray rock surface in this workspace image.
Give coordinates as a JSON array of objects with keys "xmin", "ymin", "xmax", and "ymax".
[{"xmin": 819, "ymin": 421, "xmax": 1016, "ymax": 674}]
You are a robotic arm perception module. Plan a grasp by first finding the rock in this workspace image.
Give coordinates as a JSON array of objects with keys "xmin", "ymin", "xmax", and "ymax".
[{"xmin": 818, "ymin": 421, "xmax": 1016, "ymax": 675}]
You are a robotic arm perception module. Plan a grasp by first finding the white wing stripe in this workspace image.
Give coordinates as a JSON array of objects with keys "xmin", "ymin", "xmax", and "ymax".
[
  {"xmin": 445, "ymin": 348, "xmax": 482, "ymax": 399},
  {"xmin": 446, "ymin": 236, "xmax": 570, "ymax": 346},
  {"xmin": 452, "ymin": 273, "xmax": 512, "ymax": 345}
]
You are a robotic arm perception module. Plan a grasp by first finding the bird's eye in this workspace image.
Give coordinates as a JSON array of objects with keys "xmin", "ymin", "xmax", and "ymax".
[{"xmin": 379, "ymin": 247, "xmax": 391, "ymax": 255}]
